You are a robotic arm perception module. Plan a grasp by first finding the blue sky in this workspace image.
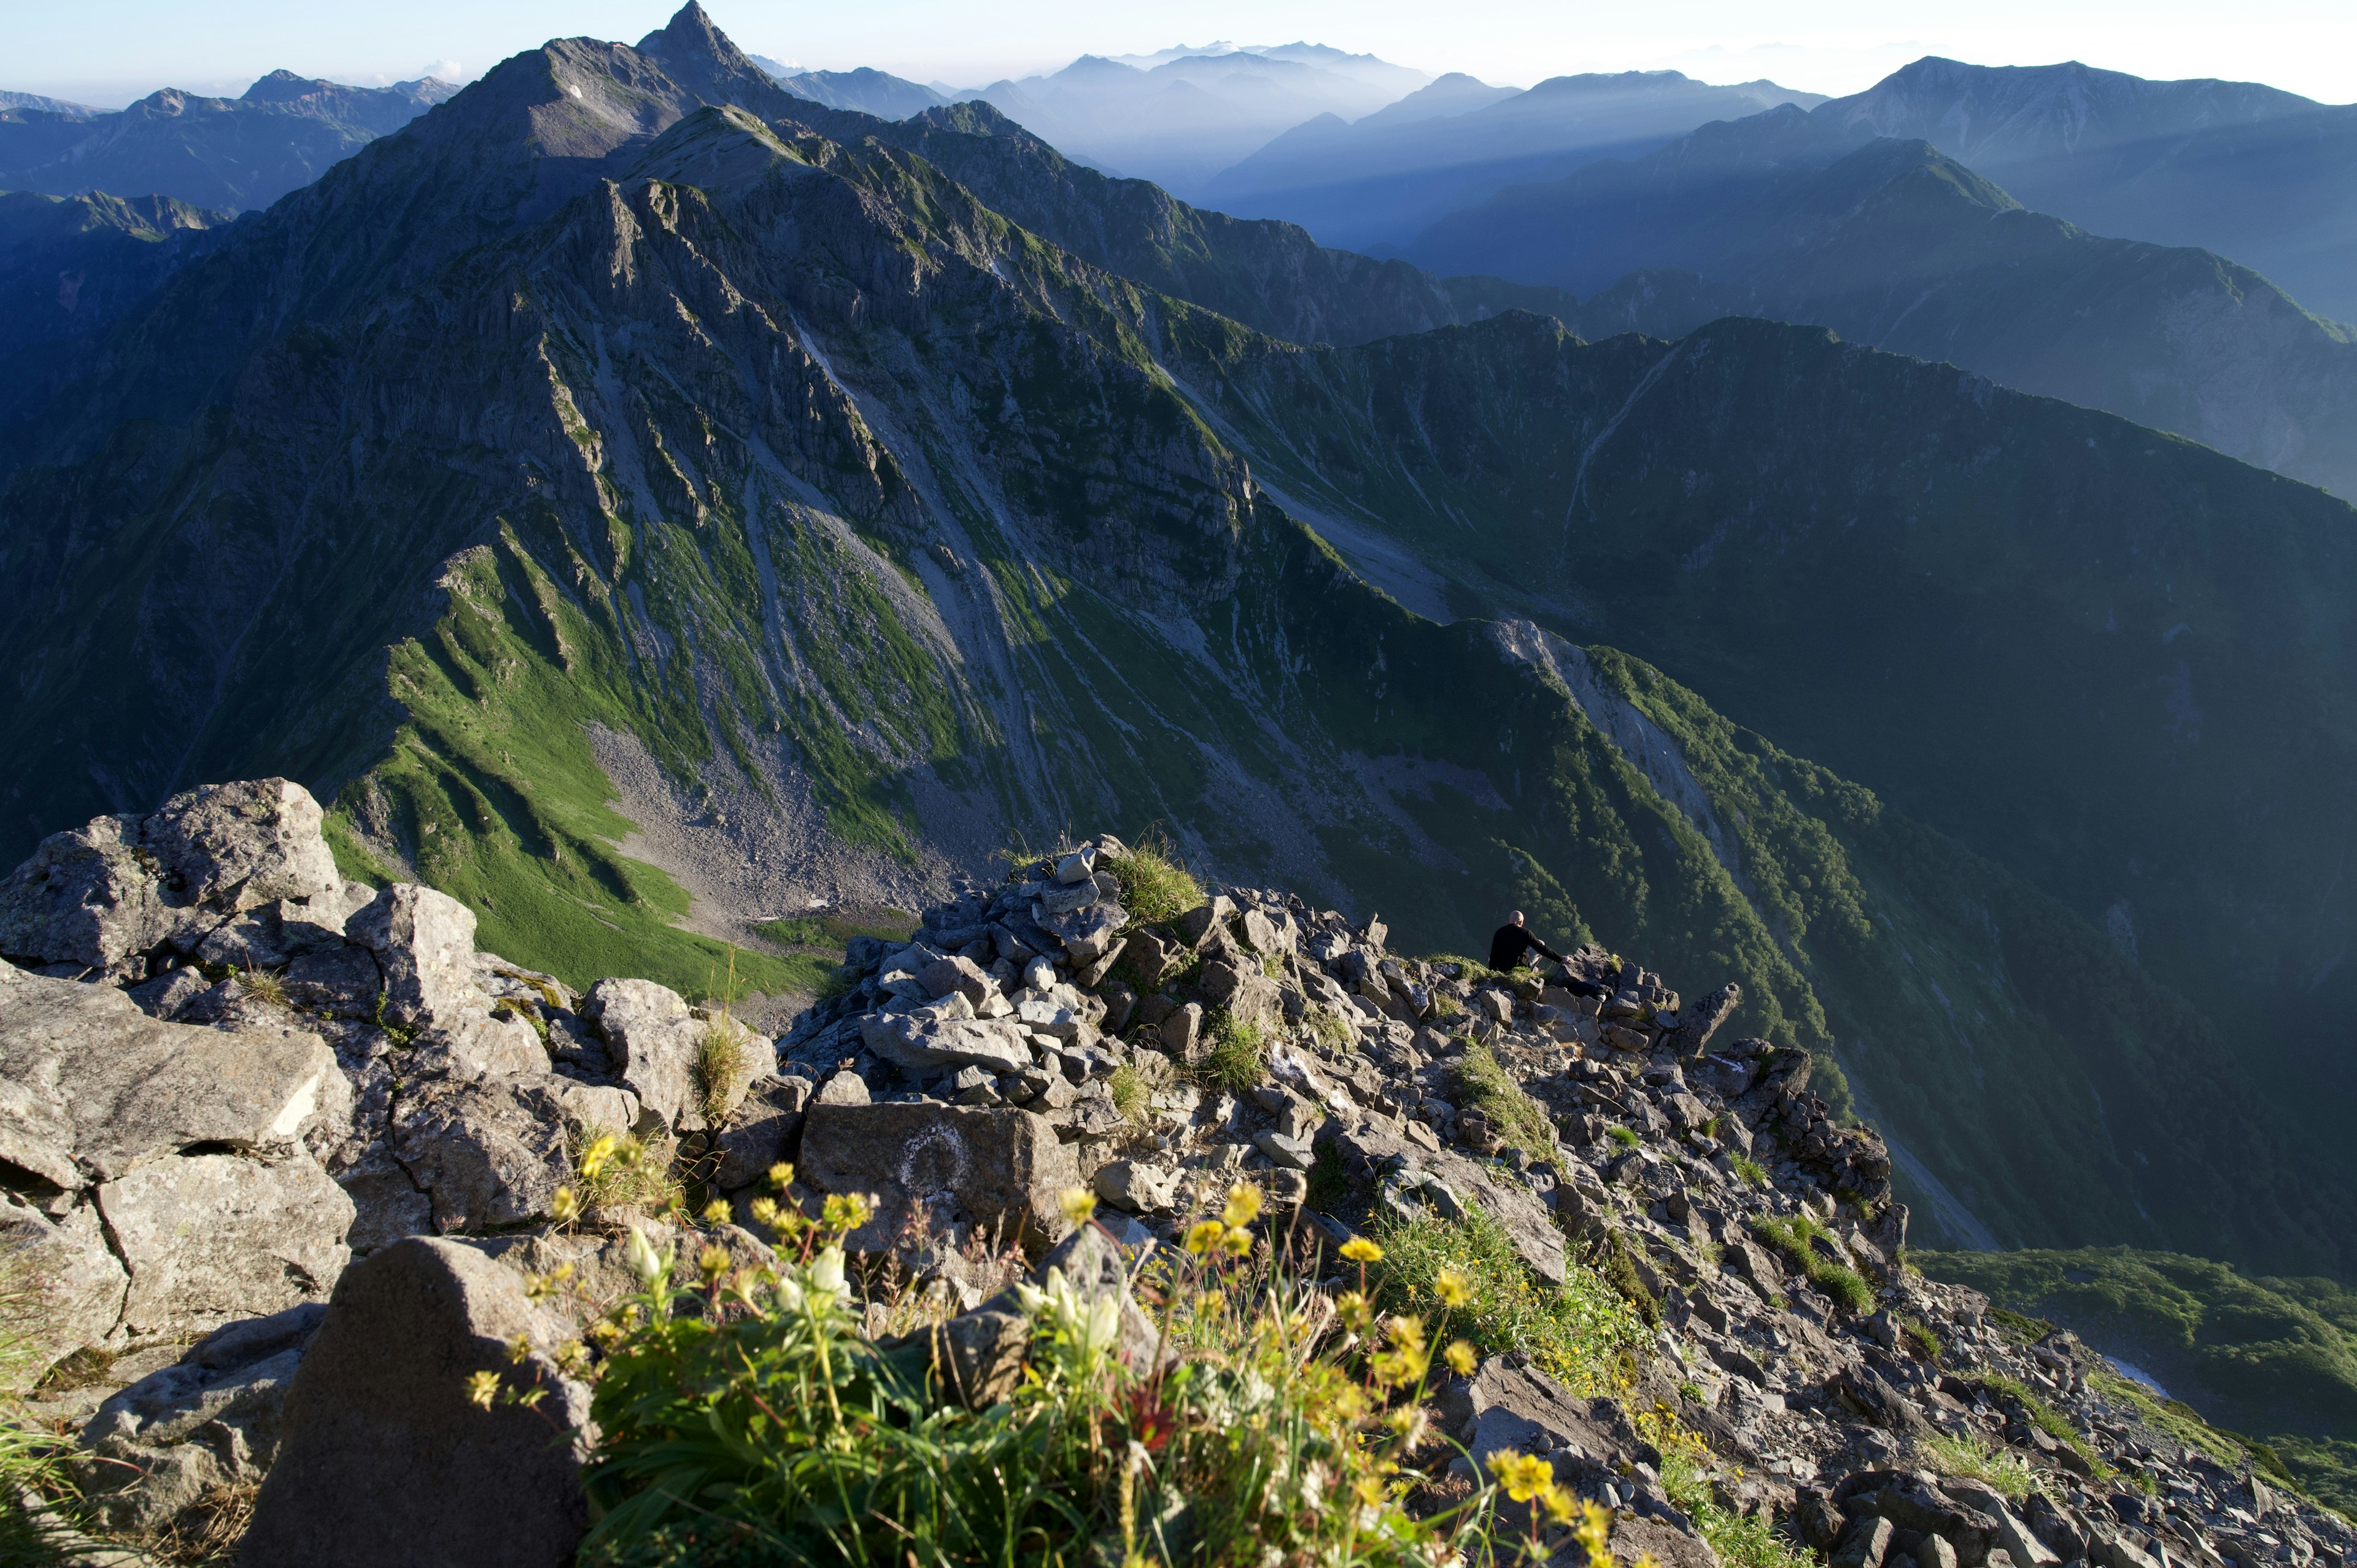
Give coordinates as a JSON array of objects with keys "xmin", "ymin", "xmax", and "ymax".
[{"xmin": 8, "ymin": 0, "xmax": 2348, "ymax": 109}]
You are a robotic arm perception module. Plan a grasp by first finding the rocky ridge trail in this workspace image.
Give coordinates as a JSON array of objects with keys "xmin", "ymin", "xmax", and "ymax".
[{"xmin": 0, "ymin": 784, "xmax": 2345, "ymax": 1566}]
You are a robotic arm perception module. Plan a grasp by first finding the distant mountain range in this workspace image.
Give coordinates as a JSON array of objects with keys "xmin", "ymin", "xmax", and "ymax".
[
  {"xmin": 1402, "ymin": 88, "xmax": 2357, "ymax": 496},
  {"xmin": 750, "ymin": 57, "xmax": 950, "ymax": 120},
  {"xmin": 0, "ymin": 70, "xmax": 454, "ymax": 213},
  {"xmin": 0, "ymin": 91, "xmax": 98, "ymax": 117},
  {"xmin": 1198, "ymin": 71, "xmax": 1825, "ymax": 252},
  {"xmin": 964, "ymin": 49, "xmax": 1430, "ymax": 195},
  {"xmin": 1824, "ymin": 58, "xmax": 2357, "ymax": 325}
]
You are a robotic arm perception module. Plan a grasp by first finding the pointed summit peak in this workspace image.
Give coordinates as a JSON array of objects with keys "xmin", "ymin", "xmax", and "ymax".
[{"xmin": 637, "ymin": 2, "xmax": 751, "ymax": 71}]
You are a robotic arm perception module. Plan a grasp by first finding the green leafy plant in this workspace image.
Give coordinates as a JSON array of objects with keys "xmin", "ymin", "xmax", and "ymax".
[
  {"xmin": 1448, "ymin": 1044, "xmax": 1556, "ymax": 1156},
  {"xmin": 1915, "ymin": 1430, "xmax": 2035, "ymax": 1499},
  {"xmin": 1730, "ymin": 1154, "xmax": 1768, "ymax": 1186},
  {"xmin": 565, "ymin": 1178, "xmax": 1503, "ymax": 1566},
  {"xmin": 692, "ymin": 1016, "xmax": 753, "ymax": 1129},
  {"xmin": 1750, "ymin": 1215, "xmax": 1873, "ymax": 1313},
  {"xmin": 0, "ymin": 1248, "xmax": 77, "ymax": 1565},
  {"xmin": 1195, "ymin": 1010, "xmax": 1267, "ymax": 1094},
  {"xmin": 1106, "ymin": 1064, "xmax": 1149, "ymax": 1124},
  {"xmin": 1371, "ymin": 1211, "xmax": 1646, "ymax": 1396},
  {"xmin": 1104, "ymin": 830, "xmax": 1206, "ymax": 929},
  {"xmin": 565, "ymin": 1127, "xmax": 686, "ymax": 1227},
  {"xmin": 233, "ymin": 964, "xmax": 291, "ymax": 1010}
]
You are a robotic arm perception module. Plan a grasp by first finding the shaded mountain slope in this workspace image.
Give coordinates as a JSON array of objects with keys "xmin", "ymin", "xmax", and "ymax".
[
  {"xmin": 1820, "ymin": 56, "xmax": 2357, "ymax": 325},
  {"xmin": 0, "ymin": 190, "xmax": 231, "ymax": 423},
  {"xmin": 1172, "ymin": 310, "xmax": 2357, "ymax": 1263},
  {"xmin": 1923, "ymin": 1246, "xmax": 2357, "ymax": 1512},
  {"xmin": 1410, "ymin": 118, "xmax": 2357, "ymax": 495},
  {"xmin": 0, "ymin": 70, "xmax": 453, "ymax": 214},
  {"xmin": 3, "ymin": 10, "xmax": 2356, "ymax": 1285}
]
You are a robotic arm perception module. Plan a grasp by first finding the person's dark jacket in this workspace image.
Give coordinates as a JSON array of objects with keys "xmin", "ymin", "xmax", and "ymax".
[{"xmin": 1488, "ymin": 922, "xmax": 1563, "ymax": 973}]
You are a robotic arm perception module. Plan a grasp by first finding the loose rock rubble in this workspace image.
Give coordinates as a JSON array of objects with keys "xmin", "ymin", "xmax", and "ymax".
[
  {"xmin": 3, "ymin": 802, "xmax": 2349, "ymax": 1566},
  {"xmin": 781, "ymin": 838, "xmax": 2357, "ymax": 1568}
]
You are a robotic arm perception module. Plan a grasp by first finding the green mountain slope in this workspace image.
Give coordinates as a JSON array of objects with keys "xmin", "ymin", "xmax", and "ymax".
[
  {"xmin": 1171, "ymin": 310, "xmax": 2357, "ymax": 1264},
  {"xmin": 1921, "ymin": 1247, "xmax": 2357, "ymax": 1513},
  {"xmin": 2, "ymin": 9, "xmax": 2355, "ymax": 1286}
]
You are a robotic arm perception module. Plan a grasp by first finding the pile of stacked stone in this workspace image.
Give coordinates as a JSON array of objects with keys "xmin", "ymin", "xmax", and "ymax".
[{"xmin": 2, "ymin": 798, "xmax": 2349, "ymax": 1568}]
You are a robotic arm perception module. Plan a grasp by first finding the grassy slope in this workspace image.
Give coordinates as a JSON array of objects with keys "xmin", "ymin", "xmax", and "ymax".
[{"xmin": 1923, "ymin": 1247, "xmax": 2357, "ymax": 1513}]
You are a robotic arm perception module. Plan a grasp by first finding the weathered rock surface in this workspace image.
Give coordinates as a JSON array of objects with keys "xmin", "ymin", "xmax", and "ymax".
[
  {"xmin": 0, "ymin": 970, "xmax": 345, "ymax": 1184},
  {"xmin": 389, "ymin": 1076, "xmax": 574, "ymax": 1234},
  {"xmin": 585, "ymin": 976, "xmax": 705, "ymax": 1129},
  {"xmin": 348, "ymin": 882, "xmax": 480, "ymax": 1027},
  {"xmin": 98, "ymin": 1151, "xmax": 354, "ymax": 1338},
  {"xmin": 242, "ymin": 1238, "xmax": 592, "ymax": 1568},
  {"xmin": 800, "ymin": 1101, "xmax": 1079, "ymax": 1259},
  {"xmin": 0, "ymin": 779, "xmax": 343, "ymax": 979}
]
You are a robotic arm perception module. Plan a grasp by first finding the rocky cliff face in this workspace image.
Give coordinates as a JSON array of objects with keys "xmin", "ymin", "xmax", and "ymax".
[{"xmin": 6, "ymin": 788, "xmax": 2347, "ymax": 1567}]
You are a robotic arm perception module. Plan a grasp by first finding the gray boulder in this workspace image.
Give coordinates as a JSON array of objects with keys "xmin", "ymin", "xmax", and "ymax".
[
  {"xmin": 0, "ymin": 1193, "xmax": 126, "ymax": 1386},
  {"xmin": 1093, "ymin": 1157, "xmax": 1180, "ymax": 1213},
  {"xmin": 0, "ymin": 779, "xmax": 343, "ymax": 979},
  {"xmin": 139, "ymin": 778, "xmax": 345, "ymax": 917},
  {"xmin": 584, "ymin": 977, "xmax": 703, "ymax": 1129},
  {"xmin": 0, "ymin": 968, "xmax": 347, "ymax": 1185},
  {"xmin": 800, "ymin": 1101, "xmax": 1080, "ymax": 1259},
  {"xmin": 279, "ymin": 943, "xmax": 389, "ymax": 1018},
  {"xmin": 335, "ymin": 1142, "xmax": 436, "ymax": 1255},
  {"xmin": 409, "ymin": 1011, "xmax": 548, "ymax": 1081},
  {"xmin": 713, "ymin": 1075, "xmax": 811, "ymax": 1191},
  {"xmin": 861, "ymin": 1006, "xmax": 1031, "ymax": 1074},
  {"xmin": 389, "ymin": 1076, "xmax": 574, "ymax": 1234},
  {"xmin": 347, "ymin": 883, "xmax": 481, "ymax": 1029},
  {"xmin": 75, "ymin": 1302, "xmax": 324, "ymax": 1535},
  {"xmin": 98, "ymin": 1151, "xmax": 354, "ymax": 1338},
  {"xmin": 242, "ymin": 1237, "xmax": 592, "ymax": 1568},
  {"xmin": 1328, "ymin": 1121, "xmax": 1567, "ymax": 1284}
]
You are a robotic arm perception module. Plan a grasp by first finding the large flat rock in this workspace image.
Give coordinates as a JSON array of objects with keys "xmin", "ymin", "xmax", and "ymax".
[{"xmin": 0, "ymin": 968, "xmax": 344, "ymax": 1184}]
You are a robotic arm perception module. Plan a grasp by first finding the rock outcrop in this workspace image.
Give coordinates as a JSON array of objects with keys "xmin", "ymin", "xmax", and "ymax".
[{"xmin": 6, "ymin": 796, "xmax": 2351, "ymax": 1568}]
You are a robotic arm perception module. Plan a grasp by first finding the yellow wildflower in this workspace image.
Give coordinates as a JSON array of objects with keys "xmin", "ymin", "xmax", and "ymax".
[
  {"xmin": 768, "ymin": 1161, "xmax": 795, "ymax": 1190},
  {"xmin": 1222, "ymin": 1183, "xmax": 1263, "ymax": 1227},
  {"xmin": 465, "ymin": 1370, "xmax": 501, "ymax": 1410},
  {"xmin": 1059, "ymin": 1187, "xmax": 1098, "ymax": 1226},
  {"xmin": 1185, "ymin": 1219, "xmax": 1227, "ymax": 1256},
  {"xmin": 1338, "ymin": 1236, "xmax": 1384, "ymax": 1264},
  {"xmin": 1487, "ymin": 1448, "xmax": 1556, "ymax": 1504},
  {"xmin": 1445, "ymin": 1339, "xmax": 1477, "ymax": 1377},
  {"xmin": 1434, "ymin": 1269, "xmax": 1473, "ymax": 1308}
]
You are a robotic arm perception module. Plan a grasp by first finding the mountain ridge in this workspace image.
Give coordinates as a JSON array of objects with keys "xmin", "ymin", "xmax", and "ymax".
[{"xmin": 3, "ymin": 7, "xmax": 2356, "ymax": 1290}]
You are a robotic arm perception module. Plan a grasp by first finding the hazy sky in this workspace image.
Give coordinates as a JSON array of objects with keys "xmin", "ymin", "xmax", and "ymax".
[{"xmin": 9, "ymin": 0, "xmax": 2350, "ymax": 110}]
